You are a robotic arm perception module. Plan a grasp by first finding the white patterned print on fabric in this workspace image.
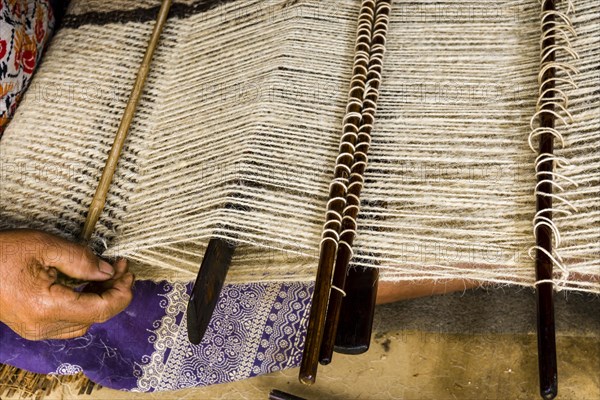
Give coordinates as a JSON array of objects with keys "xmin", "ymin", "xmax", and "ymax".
[{"xmin": 133, "ymin": 282, "xmax": 311, "ymax": 391}]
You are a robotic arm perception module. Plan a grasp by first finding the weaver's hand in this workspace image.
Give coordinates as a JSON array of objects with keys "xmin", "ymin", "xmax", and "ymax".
[{"xmin": 0, "ymin": 229, "xmax": 134, "ymax": 340}]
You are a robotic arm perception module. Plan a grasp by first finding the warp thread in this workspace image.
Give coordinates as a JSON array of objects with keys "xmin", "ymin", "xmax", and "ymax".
[{"xmin": 0, "ymin": 0, "xmax": 598, "ymax": 291}]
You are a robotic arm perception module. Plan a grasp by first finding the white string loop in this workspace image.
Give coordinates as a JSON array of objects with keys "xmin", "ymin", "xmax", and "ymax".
[{"xmin": 529, "ymin": 0, "xmax": 579, "ymax": 290}]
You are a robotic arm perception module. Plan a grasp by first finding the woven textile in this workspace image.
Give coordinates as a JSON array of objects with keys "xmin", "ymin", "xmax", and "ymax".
[{"xmin": 0, "ymin": 0, "xmax": 598, "ymax": 291}]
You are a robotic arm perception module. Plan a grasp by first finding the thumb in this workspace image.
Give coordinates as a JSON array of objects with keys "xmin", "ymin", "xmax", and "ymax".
[{"xmin": 39, "ymin": 234, "xmax": 115, "ymax": 281}]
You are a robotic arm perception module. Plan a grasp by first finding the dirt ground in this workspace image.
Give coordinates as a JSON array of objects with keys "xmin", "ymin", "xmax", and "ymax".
[{"xmin": 5, "ymin": 288, "xmax": 600, "ymax": 399}]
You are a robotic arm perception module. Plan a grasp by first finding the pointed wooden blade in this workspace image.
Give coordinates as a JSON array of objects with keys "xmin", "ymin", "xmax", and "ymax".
[{"xmin": 187, "ymin": 237, "xmax": 236, "ymax": 344}]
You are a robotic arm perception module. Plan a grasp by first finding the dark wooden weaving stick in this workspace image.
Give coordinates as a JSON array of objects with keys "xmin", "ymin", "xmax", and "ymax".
[
  {"xmin": 298, "ymin": 0, "xmax": 376, "ymax": 385},
  {"xmin": 331, "ymin": 200, "xmax": 387, "ymax": 356},
  {"xmin": 186, "ymin": 237, "xmax": 236, "ymax": 344},
  {"xmin": 318, "ymin": 0, "xmax": 391, "ymax": 365},
  {"xmin": 186, "ymin": 200, "xmax": 245, "ymax": 344},
  {"xmin": 269, "ymin": 389, "xmax": 306, "ymax": 400},
  {"xmin": 536, "ymin": 0, "xmax": 558, "ymax": 398},
  {"xmin": 332, "ymin": 265, "xmax": 378, "ymax": 355}
]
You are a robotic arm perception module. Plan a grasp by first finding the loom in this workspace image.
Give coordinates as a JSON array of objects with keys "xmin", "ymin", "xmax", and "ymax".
[{"xmin": 0, "ymin": 0, "xmax": 598, "ymax": 398}]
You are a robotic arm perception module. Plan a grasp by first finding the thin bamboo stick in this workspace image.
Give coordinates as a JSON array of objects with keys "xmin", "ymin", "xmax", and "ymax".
[{"xmin": 80, "ymin": 0, "xmax": 173, "ymax": 241}]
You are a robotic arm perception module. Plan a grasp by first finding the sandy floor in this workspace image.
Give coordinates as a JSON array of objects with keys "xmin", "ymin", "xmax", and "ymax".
[
  {"xmin": 5, "ymin": 288, "xmax": 599, "ymax": 399},
  {"xmin": 19, "ymin": 332, "xmax": 599, "ymax": 400}
]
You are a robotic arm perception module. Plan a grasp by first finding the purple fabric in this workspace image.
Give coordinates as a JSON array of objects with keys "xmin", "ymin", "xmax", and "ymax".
[{"xmin": 0, "ymin": 280, "xmax": 313, "ymax": 391}]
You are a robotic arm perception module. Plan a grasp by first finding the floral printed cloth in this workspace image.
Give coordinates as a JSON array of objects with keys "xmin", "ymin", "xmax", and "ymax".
[{"xmin": 0, "ymin": 0, "xmax": 54, "ymax": 134}]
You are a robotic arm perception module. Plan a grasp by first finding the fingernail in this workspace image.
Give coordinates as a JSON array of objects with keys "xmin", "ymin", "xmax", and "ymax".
[
  {"xmin": 99, "ymin": 260, "xmax": 115, "ymax": 277},
  {"xmin": 126, "ymin": 273, "xmax": 135, "ymax": 287}
]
